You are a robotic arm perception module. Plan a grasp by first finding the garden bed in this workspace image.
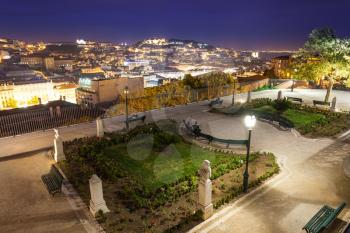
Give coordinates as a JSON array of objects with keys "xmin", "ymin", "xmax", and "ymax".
[
  {"xmin": 59, "ymin": 120, "xmax": 279, "ymax": 233},
  {"xmin": 212, "ymin": 98, "xmax": 350, "ymax": 138}
]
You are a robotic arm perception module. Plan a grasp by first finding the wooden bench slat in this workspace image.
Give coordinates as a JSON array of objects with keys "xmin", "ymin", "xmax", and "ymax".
[
  {"xmin": 41, "ymin": 165, "xmax": 64, "ymax": 196},
  {"xmin": 287, "ymin": 96, "xmax": 303, "ymax": 103},
  {"xmin": 309, "ymin": 207, "xmax": 334, "ymax": 232},
  {"xmin": 313, "ymin": 100, "xmax": 330, "ymax": 107},
  {"xmin": 209, "ymin": 98, "xmax": 223, "ymax": 107},
  {"xmin": 303, "ymin": 203, "xmax": 346, "ymax": 233}
]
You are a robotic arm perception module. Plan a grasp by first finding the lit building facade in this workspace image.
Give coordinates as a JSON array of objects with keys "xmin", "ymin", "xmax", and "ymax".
[
  {"xmin": 0, "ymin": 81, "xmax": 77, "ymax": 110},
  {"xmin": 271, "ymin": 55, "xmax": 292, "ymax": 79},
  {"xmin": 76, "ymin": 76, "xmax": 144, "ymax": 105}
]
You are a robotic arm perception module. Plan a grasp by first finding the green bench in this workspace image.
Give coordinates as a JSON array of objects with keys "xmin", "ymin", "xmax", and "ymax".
[
  {"xmin": 127, "ymin": 114, "xmax": 146, "ymax": 123},
  {"xmin": 287, "ymin": 96, "xmax": 303, "ymax": 104},
  {"xmin": 41, "ymin": 165, "xmax": 64, "ymax": 196},
  {"xmin": 313, "ymin": 100, "xmax": 330, "ymax": 107},
  {"xmin": 303, "ymin": 202, "xmax": 346, "ymax": 233},
  {"xmin": 253, "ymin": 111, "xmax": 294, "ymax": 129},
  {"xmin": 209, "ymin": 98, "xmax": 223, "ymax": 107}
]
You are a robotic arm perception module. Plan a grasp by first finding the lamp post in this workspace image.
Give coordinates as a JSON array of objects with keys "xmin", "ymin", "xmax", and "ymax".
[
  {"xmin": 243, "ymin": 115, "xmax": 256, "ymax": 192},
  {"xmin": 291, "ymin": 69, "xmax": 297, "ymax": 92},
  {"xmin": 124, "ymin": 86, "xmax": 129, "ymax": 131}
]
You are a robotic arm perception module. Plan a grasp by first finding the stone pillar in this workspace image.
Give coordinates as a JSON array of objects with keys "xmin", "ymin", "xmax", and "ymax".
[
  {"xmin": 49, "ymin": 107, "xmax": 54, "ymax": 118},
  {"xmin": 96, "ymin": 117, "xmax": 104, "ymax": 138},
  {"xmin": 246, "ymin": 91, "xmax": 251, "ymax": 103},
  {"xmin": 198, "ymin": 160, "xmax": 213, "ymax": 220},
  {"xmin": 56, "ymin": 106, "xmax": 61, "ymax": 117},
  {"xmin": 53, "ymin": 129, "xmax": 65, "ymax": 162},
  {"xmin": 89, "ymin": 174, "xmax": 109, "ymax": 217},
  {"xmin": 331, "ymin": 97, "xmax": 337, "ymax": 112},
  {"xmin": 277, "ymin": 90, "xmax": 283, "ymax": 100}
]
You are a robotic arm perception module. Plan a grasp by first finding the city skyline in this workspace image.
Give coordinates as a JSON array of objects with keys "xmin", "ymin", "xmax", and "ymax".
[{"xmin": 1, "ymin": 0, "xmax": 350, "ymax": 50}]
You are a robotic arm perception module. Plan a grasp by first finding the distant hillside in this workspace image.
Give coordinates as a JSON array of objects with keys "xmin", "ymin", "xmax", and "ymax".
[
  {"xmin": 44, "ymin": 44, "xmax": 81, "ymax": 55},
  {"xmin": 134, "ymin": 38, "xmax": 215, "ymax": 50}
]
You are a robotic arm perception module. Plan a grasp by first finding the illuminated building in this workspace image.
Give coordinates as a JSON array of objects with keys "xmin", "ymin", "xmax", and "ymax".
[
  {"xmin": 76, "ymin": 76, "xmax": 144, "ymax": 105},
  {"xmin": 81, "ymin": 67, "xmax": 104, "ymax": 74},
  {"xmin": 124, "ymin": 60, "xmax": 150, "ymax": 70},
  {"xmin": 0, "ymin": 50, "xmax": 10, "ymax": 63},
  {"xmin": 0, "ymin": 83, "xmax": 15, "ymax": 109},
  {"xmin": 251, "ymin": 52, "xmax": 259, "ymax": 58},
  {"xmin": 54, "ymin": 83, "xmax": 78, "ymax": 103},
  {"xmin": 21, "ymin": 55, "xmax": 56, "ymax": 71},
  {"xmin": 20, "ymin": 55, "xmax": 43, "ymax": 67},
  {"xmin": 271, "ymin": 55, "xmax": 292, "ymax": 79},
  {"xmin": 55, "ymin": 59, "xmax": 74, "ymax": 70},
  {"xmin": 0, "ymin": 78, "xmax": 77, "ymax": 110},
  {"xmin": 13, "ymin": 81, "xmax": 55, "ymax": 107},
  {"xmin": 43, "ymin": 57, "xmax": 55, "ymax": 71}
]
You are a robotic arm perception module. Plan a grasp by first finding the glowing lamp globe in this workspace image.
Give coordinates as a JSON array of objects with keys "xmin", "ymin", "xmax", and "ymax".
[
  {"xmin": 124, "ymin": 86, "xmax": 129, "ymax": 94},
  {"xmin": 244, "ymin": 115, "xmax": 256, "ymax": 130}
]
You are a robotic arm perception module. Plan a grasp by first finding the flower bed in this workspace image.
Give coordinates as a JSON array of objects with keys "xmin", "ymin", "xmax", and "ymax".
[{"xmin": 59, "ymin": 120, "xmax": 279, "ymax": 232}]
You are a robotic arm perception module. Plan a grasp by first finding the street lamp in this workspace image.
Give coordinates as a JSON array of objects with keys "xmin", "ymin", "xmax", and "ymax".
[
  {"xmin": 291, "ymin": 69, "xmax": 297, "ymax": 92},
  {"xmin": 124, "ymin": 86, "xmax": 129, "ymax": 131},
  {"xmin": 243, "ymin": 115, "xmax": 256, "ymax": 192}
]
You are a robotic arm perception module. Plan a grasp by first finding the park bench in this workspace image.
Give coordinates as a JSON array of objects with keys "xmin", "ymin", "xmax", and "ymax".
[
  {"xmin": 287, "ymin": 96, "xmax": 303, "ymax": 104},
  {"xmin": 41, "ymin": 165, "xmax": 64, "ymax": 196},
  {"xmin": 209, "ymin": 98, "xmax": 223, "ymax": 107},
  {"xmin": 313, "ymin": 100, "xmax": 330, "ymax": 108},
  {"xmin": 127, "ymin": 114, "xmax": 146, "ymax": 123},
  {"xmin": 302, "ymin": 202, "xmax": 346, "ymax": 233},
  {"xmin": 254, "ymin": 111, "xmax": 294, "ymax": 129}
]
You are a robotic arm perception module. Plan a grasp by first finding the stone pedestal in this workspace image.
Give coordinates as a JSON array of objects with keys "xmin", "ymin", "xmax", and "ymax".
[
  {"xmin": 198, "ymin": 179, "xmax": 214, "ymax": 220},
  {"xmin": 246, "ymin": 91, "xmax": 251, "ymax": 103},
  {"xmin": 96, "ymin": 118, "xmax": 104, "ymax": 138},
  {"xmin": 331, "ymin": 97, "xmax": 337, "ymax": 112},
  {"xmin": 89, "ymin": 174, "xmax": 109, "ymax": 217},
  {"xmin": 54, "ymin": 129, "xmax": 65, "ymax": 162},
  {"xmin": 198, "ymin": 160, "xmax": 213, "ymax": 220},
  {"xmin": 277, "ymin": 90, "xmax": 283, "ymax": 100}
]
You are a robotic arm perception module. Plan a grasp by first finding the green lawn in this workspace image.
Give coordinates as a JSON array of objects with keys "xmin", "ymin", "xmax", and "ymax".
[
  {"xmin": 104, "ymin": 139, "xmax": 242, "ymax": 191},
  {"xmin": 253, "ymin": 105, "xmax": 277, "ymax": 114},
  {"xmin": 282, "ymin": 109, "xmax": 325, "ymax": 128}
]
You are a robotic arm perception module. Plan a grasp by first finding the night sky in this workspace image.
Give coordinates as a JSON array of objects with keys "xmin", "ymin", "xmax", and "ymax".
[{"xmin": 1, "ymin": 0, "xmax": 349, "ymax": 50}]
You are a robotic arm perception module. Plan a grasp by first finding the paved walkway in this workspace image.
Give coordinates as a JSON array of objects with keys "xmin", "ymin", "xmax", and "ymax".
[
  {"xmin": 0, "ymin": 151, "xmax": 90, "ymax": 233},
  {"xmin": 190, "ymin": 114, "xmax": 350, "ymax": 233}
]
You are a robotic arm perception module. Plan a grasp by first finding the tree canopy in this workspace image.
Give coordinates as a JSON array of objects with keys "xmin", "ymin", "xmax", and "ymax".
[
  {"xmin": 293, "ymin": 28, "xmax": 350, "ymax": 96},
  {"xmin": 182, "ymin": 72, "xmax": 235, "ymax": 89}
]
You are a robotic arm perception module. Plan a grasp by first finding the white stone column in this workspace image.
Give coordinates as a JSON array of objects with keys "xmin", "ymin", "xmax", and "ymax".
[
  {"xmin": 96, "ymin": 117, "xmax": 104, "ymax": 138},
  {"xmin": 54, "ymin": 129, "xmax": 65, "ymax": 162},
  {"xmin": 49, "ymin": 107, "xmax": 54, "ymax": 118},
  {"xmin": 198, "ymin": 160, "xmax": 213, "ymax": 220},
  {"xmin": 331, "ymin": 97, "xmax": 337, "ymax": 112},
  {"xmin": 246, "ymin": 91, "xmax": 251, "ymax": 103},
  {"xmin": 277, "ymin": 90, "xmax": 283, "ymax": 100},
  {"xmin": 89, "ymin": 174, "xmax": 109, "ymax": 217}
]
